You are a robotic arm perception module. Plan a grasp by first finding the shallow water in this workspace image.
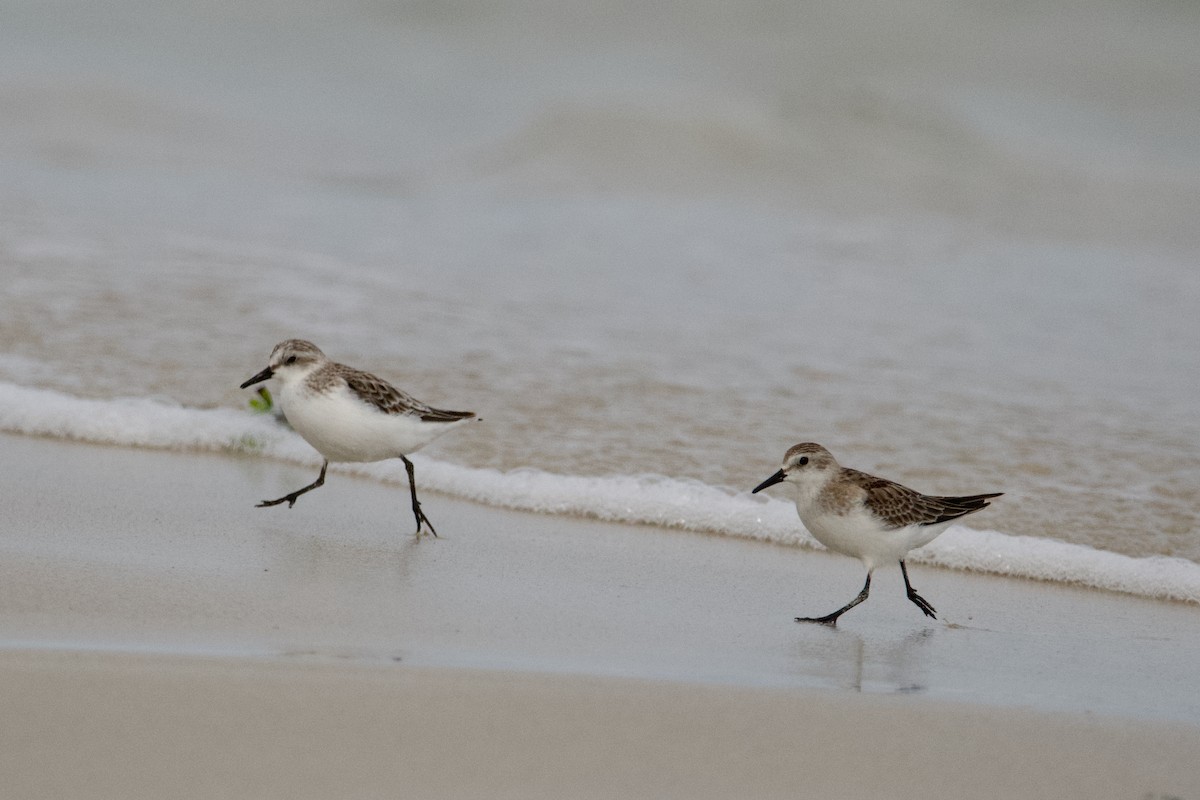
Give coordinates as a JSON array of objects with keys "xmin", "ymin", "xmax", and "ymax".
[{"xmin": 2, "ymin": 0, "xmax": 1198, "ymax": 573}]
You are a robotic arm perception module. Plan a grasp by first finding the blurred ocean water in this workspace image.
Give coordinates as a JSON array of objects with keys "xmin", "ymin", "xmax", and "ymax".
[{"xmin": 2, "ymin": 0, "xmax": 1198, "ymax": 569}]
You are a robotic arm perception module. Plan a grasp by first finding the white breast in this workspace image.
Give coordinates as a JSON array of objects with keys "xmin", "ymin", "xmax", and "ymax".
[
  {"xmin": 279, "ymin": 381, "xmax": 465, "ymax": 463},
  {"xmin": 797, "ymin": 506, "xmax": 952, "ymax": 573}
]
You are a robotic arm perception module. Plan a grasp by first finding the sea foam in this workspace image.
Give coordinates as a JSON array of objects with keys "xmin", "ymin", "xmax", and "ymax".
[{"xmin": 2, "ymin": 381, "xmax": 1196, "ymax": 603}]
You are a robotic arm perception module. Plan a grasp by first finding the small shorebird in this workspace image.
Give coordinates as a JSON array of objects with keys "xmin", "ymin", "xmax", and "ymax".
[
  {"xmin": 752, "ymin": 443, "xmax": 1000, "ymax": 625},
  {"xmin": 240, "ymin": 339, "xmax": 476, "ymax": 536}
]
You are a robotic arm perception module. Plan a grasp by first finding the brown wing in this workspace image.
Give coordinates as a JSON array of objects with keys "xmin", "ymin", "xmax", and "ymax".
[
  {"xmin": 923, "ymin": 492, "xmax": 1004, "ymax": 525},
  {"xmin": 417, "ymin": 406, "xmax": 477, "ymax": 423},
  {"xmin": 852, "ymin": 468, "xmax": 1001, "ymax": 528},
  {"xmin": 340, "ymin": 366, "xmax": 474, "ymax": 422}
]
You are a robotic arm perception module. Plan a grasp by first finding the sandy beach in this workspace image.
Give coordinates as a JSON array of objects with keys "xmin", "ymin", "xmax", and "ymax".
[
  {"xmin": 4, "ymin": 0, "xmax": 1199, "ymax": 795},
  {"xmin": 1, "ymin": 432, "xmax": 1198, "ymax": 798}
]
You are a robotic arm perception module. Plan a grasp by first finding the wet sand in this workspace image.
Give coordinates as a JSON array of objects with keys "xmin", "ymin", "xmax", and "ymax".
[{"xmin": 2, "ymin": 433, "xmax": 1198, "ymax": 798}]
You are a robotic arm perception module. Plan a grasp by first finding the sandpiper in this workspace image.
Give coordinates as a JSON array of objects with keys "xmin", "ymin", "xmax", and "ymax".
[
  {"xmin": 240, "ymin": 339, "xmax": 476, "ymax": 536},
  {"xmin": 753, "ymin": 442, "xmax": 1000, "ymax": 624}
]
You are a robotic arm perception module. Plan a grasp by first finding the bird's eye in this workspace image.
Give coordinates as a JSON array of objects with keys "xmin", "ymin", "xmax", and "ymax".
[
  {"xmin": 798, "ymin": 456, "xmax": 809, "ymax": 466},
  {"xmin": 286, "ymin": 356, "xmax": 297, "ymax": 365}
]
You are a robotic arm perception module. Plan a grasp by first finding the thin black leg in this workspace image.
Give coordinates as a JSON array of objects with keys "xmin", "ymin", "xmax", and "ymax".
[
  {"xmin": 797, "ymin": 573, "xmax": 871, "ymax": 626},
  {"xmin": 401, "ymin": 455, "xmax": 438, "ymax": 537},
  {"xmin": 258, "ymin": 461, "xmax": 328, "ymax": 508},
  {"xmin": 900, "ymin": 561, "xmax": 937, "ymax": 619}
]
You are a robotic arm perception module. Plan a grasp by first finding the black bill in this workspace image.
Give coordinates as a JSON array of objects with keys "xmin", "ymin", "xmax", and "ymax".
[
  {"xmin": 751, "ymin": 469, "xmax": 787, "ymax": 494},
  {"xmin": 240, "ymin": 366, "xmax": 274, "ymax": 389}
]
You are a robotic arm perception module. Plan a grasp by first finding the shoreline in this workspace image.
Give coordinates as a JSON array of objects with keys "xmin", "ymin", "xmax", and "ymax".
[
  {"xmin": 3, "ymin": 381, "xmax": 1197, "ymax": 604},
  {"xmin": 2, "ymin": 432, "xmax": 1199, "ymax": 795},
  {"xmin": 2, "ymin": 432, "xmax": 1198, "ymax": 720}
]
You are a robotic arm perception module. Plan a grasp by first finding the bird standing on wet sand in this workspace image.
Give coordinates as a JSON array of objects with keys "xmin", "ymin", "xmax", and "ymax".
[
  {"xmin": 752, "ymin": 443, "xmax": 1001, "ymax": 625},
  {"xmin": 240, "ymin": 339, "xmax": 477, "ymax": 537}
]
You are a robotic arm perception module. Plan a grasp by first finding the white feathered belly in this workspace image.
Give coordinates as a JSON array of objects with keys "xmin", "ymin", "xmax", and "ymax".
[
  {"xmin": 800, "ymin": 507, "xmax": 950, "ymax": 572},
  {"xmin": 280, "ymin": 385, "xmax": 466, "ymax": 463}
]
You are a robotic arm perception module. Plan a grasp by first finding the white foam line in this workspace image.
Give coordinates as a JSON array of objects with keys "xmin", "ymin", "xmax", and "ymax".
[{"xmin": 2, "ymin": 381, "xmax": 1197, "ymax": 603}]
